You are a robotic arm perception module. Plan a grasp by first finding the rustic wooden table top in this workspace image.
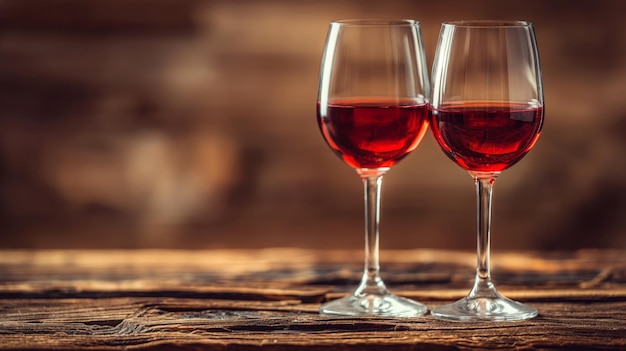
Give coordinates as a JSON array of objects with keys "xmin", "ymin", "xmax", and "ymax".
[{"xmin": 0, "ymin": 248, "xmax": 625, "ymax": 350}]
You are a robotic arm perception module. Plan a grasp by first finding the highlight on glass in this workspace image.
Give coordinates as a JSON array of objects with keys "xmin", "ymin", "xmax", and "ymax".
[
  {"xmin": 316, "ymin": 19, "xmax": 430, "ymax": 317},
  {"xmin": 429, "ymin": 20, "xmax": 544, "ymax": 321}
]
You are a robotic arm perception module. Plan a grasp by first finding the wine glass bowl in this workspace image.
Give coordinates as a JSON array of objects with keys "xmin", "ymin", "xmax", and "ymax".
[
  {"xmin": 430, "ymin": 101, "xmax": 543, "ymax": 174},
  {"xmin": 429, "ymin": 20, "xmax": 544, "ymax": 321},
  {"xmin": 316, "ymin": 19, "xmax": 430, "ymax": 317},
  {"xmin": 318, "ymin": 98, "xmax": 429, "ymax": 171}
]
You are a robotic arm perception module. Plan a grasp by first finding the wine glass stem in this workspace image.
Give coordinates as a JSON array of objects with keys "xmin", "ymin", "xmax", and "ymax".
[
  {"xmin": 355, "ymin": 172, "xmax": 389, "ymax": 296},
  {"xmin": 473, "ymin": 175, "xmax": 497, "ymax": 295}
]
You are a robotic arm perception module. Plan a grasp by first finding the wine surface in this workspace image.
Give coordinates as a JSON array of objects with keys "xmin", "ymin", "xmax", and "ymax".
[
  {"xmin": 429, "ymin": 101, "xmax": 543, "ymax": 172},
  {"xmin": 318, "ymin": 98, "xmax": 429, "ymax": 169}
]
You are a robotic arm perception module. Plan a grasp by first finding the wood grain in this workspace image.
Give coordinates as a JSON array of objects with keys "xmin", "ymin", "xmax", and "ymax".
[{"xmin": 1, "ymin": 249, "xmax": 625, "ymax": 350}]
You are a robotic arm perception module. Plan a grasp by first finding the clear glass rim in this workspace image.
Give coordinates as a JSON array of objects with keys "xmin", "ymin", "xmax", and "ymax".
[
  {"xmin": 443, "ymin": 20, "xmax": 532, "ymax": 28},
  {"xmin": 331, "ymin": 19, "xmax": 418, "ymax": 27}
]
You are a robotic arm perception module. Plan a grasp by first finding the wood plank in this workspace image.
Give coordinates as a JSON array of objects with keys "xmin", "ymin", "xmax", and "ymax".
[
  {"xmin": 1, "ymin": 249, "xmax": 625, "ymax": 350},
  {"xmin": 1, "ymin": 298, "xmax": 625, "ymax": 350},
  {"xmin": 2, "ymin": 249, "xmax": 624, "ymax": 285}
]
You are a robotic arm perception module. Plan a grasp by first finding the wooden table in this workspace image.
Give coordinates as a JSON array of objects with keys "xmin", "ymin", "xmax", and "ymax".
[{"xmin": 1, "ymin": 248, "xmax": 625, "ymax": 350}]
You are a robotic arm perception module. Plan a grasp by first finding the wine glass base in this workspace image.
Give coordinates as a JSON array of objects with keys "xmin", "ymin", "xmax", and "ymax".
[
  {"xmin": 319, "ymin": 293, "xmax": 427, "ymax": 317},
  {"xmin": 431, "ymin": 294, "xmax": 537, "ymax": 321}
]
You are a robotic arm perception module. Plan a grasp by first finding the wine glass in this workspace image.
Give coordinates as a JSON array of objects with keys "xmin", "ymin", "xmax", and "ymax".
[
  {"xmin": 316, "ymin": 19, "xmax": 430, "ymax": 317},
  {"xmin": 429, "ymin": 20, "xmax": 544, "ymax": 321}
]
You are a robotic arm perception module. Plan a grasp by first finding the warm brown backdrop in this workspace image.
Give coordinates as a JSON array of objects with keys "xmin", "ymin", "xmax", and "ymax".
[{"xmin": 1, "ymin": 0, "xmax": 625, "ymax": 250}]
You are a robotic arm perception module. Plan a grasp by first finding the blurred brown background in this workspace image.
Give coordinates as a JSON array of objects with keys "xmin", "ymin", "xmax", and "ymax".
[{"xmin": 1, "ymin": 0, "xmax": 625, "ymax": 250}]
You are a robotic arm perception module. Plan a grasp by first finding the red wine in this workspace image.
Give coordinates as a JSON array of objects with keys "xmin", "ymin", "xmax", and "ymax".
[
  {"xmin": 318, "ymin": 98, "xmax": 429, "ymax": 169},
  {"xmin": 429, "ymin": 101, "xmax": 543, "ymax": 172}
]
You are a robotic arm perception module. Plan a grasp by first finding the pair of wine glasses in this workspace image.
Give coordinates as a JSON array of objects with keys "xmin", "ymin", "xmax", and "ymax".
[{"xmin": 316, "ymin": 19, "xmax": 543, "ymax": 321}]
